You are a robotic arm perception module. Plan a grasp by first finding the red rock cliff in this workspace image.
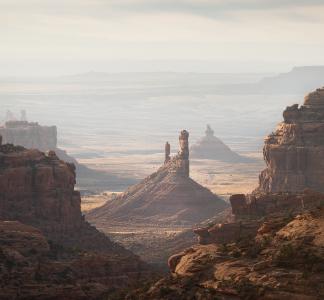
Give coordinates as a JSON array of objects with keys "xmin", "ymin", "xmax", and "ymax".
[
  {"xmin": 258, "ymin": 87, "xmax": 324, "ymax": 193},
  {"xmin": 0, "ymin": 144, "xmax": 131, "ymax": 253}
]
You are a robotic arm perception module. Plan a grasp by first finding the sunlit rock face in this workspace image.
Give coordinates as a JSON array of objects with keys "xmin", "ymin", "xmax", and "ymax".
[
  {"xmin": 258, "ymin": 87, "xmax": 324, "ymax": 193},
  {"xmin": 87, "ymin": 130, "xmax": 228, "ymax": 227},
  {"xmin": 190, "ymin": 125, "xmax": 251, "ymax": 162}
]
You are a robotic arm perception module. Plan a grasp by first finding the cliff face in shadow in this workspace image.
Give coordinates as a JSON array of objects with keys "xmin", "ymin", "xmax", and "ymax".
[{"xmin": 0, "ymin": 144, "xmax": 151, "ymax": 299}]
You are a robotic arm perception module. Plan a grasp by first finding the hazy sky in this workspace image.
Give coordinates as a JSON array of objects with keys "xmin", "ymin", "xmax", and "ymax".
[{"xmin": 1, "ymin": 0, "xmax": 324, "ymax": 76}]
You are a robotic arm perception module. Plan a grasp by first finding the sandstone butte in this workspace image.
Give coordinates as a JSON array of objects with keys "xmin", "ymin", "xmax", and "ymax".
[
  {"xmin": 86, "ymin": 130, "xmax": 228, "ymax": 228},
  {"xmin": 190, "ymin": 124, "xmax": 253, "ymax": 163},
  {"xmin": 133, "ymin": 88, "xmax": 324, "ymax": 300},
  {"xmin": 0, "ymin": 142, "xmax": 151, "ymax": 300}
]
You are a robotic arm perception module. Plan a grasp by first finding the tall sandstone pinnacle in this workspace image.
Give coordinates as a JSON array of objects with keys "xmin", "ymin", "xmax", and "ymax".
[
  {"xmin": 87, "ymin": 130, "xmax": 227, "ymax": 227},
  {"xmin": 258, "ymin": 87, "xmax": 324, "ymax": 193}
]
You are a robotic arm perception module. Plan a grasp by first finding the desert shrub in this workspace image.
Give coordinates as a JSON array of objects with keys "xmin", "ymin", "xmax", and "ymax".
[
  {"xmin": 236, "ymin": 278, "xmax": 263, "ymax": 300},
  {"xmin": 158, "ymin": 286, "xmax": 173, "ymax": 296},
  {"xmin": 274, "ymin": 243, "xmax": 296, "ymax": 267},
  {"xmin": 218, "ymin": 243, "xmax": 228, "ymax": 253}
]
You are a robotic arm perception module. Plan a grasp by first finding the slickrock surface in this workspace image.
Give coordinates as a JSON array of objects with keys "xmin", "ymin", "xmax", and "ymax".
[
  {"xmin": 258, "ymin": 87, "xmax": 324, "ymax": 193},
  {"xmin": 0, "ymin": 145, "xmax": 151, "ymax": 299},
  {"xmin": 87, "ymin": 130, "xmax": 227, "ymax": 227},
  {"xmin": 191, "ymin": 125, "xmax": 252, "ymax": 162},
  {"xmin": 132, "ymin": 199, "xmax": 324, "ymax": 300}
]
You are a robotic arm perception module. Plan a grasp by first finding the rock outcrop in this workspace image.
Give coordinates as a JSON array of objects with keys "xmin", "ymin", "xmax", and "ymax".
[
  {"xmin": 0, "ymin": 144, "xmax": 133, "ymax": 251},
  {"xmin": 134, "ymin": 195, "xmax": 324, "ymax": 300},
  {"xmin": 258, "ymin": 87, "xmax": 324, "ymax": 193},
  {"xmin": 0, "ymin": 221, "xmax": 151, "ymax": 300},
  {"xmin": 87, "ymin": 130, "xmax": 227, "ymax": 227},
  {"xmin": 190, "ymin": 125, "xmax": 252, "ymax": 162},
  {"xmin": 131, "ymin": 90, "xmax": 324, "ymax": 299},
  {"xmin": 0, "ymin": 144, "xmax": 151, "ymax": 299}
]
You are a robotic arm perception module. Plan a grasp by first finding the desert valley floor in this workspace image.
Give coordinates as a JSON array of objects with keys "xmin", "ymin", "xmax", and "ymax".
[{"xmin": 80, "ymin": 152, "xmax": 264, "ymax": 265}]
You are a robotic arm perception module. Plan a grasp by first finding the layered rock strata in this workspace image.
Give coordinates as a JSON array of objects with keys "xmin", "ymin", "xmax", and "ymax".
[
  {"xmin": 0, "ymin": 144, "xmax": 151, "ymax": 299},
  {"xmin": 258, "ymin": 87, "xmax": 324, "ymax": 193},
  {"xmin": 0, "ymin": 144, "xmax": 145, "ymax": 254}
]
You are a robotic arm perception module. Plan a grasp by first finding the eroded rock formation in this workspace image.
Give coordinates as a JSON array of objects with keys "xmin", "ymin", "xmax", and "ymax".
[
  {"xmin": 0, "ymin": 144, "xmax": 137, "ymax": 252},
  {"xmin": 0, "ymin": 144, "xmax": 150, "ymax": 299},
  {"xmin": 134, "ymin": 192, "xmax": 324, "ymax": 300},
  {"xmin": 190, "ymin": 125, "xmax": 252, "ymax": 162},
  {"xmin": 132, "ymin": 89, "xmax": 324, "ymax": 299},
  {"xmin": 87, "ymin": 130, "xmax": 227, "ymax": 227},
  {"xmin": 0, "ymin": 221, "xmax": 151, "ymax": 300},
  {"xmin": 258, "ymin": 87, "xmax": 324, "ymax": 193}
]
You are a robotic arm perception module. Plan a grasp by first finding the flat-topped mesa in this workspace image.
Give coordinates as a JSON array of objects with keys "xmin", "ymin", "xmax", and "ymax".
[
  {"xmin": 258, "ymin": 87, "xmax": 324, "ymax": 194},
  {"xmin": 0, "ymin": 120, "xmax": 57, "ymax": 151}
]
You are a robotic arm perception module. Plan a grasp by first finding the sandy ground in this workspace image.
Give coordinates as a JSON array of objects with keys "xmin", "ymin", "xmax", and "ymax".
[{"xmin": 79, "ymin": 151, "xmax": 264, "ymax": 200}]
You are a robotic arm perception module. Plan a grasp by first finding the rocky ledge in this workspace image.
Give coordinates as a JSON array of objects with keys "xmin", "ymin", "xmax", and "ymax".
[{"xmin": 133, "ymin": 195, "xmax": 324, "ymax": 300}]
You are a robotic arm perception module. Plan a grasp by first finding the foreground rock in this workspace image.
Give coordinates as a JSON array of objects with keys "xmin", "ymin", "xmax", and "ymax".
[
  {"xmin": 191, "ymin": 125, "xmax": 252, "ymax": 163},
  {"xmin": 87, "ymin": 130, "xmax": 228, "ymax": 227},
  {"xmin": 131, "ymin": 192, "xmax": 324, "ymax": 300},
  {"xmin": 0, "ymin": 144, "xmax": 151, "ymax": 299},
  {"xmin": 258, "ymin": 87, "xmax": 324, "ymax": 193}
]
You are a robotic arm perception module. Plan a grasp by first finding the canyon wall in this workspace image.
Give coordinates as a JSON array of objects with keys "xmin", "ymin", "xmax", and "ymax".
[{"xmin": 258, "ymin": 87, "xmax": 324, "ymax": 193}]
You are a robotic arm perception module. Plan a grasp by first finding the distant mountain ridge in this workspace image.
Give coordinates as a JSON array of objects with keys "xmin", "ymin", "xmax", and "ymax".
[{"xmin": 255, "ymin": 66, "xmax": 324, "ymax": 94}]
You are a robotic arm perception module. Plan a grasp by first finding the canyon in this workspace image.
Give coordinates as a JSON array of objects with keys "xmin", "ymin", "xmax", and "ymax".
[{"xmin": 132, "ymin": 88, "xmax": 324, "ymax": 300}]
